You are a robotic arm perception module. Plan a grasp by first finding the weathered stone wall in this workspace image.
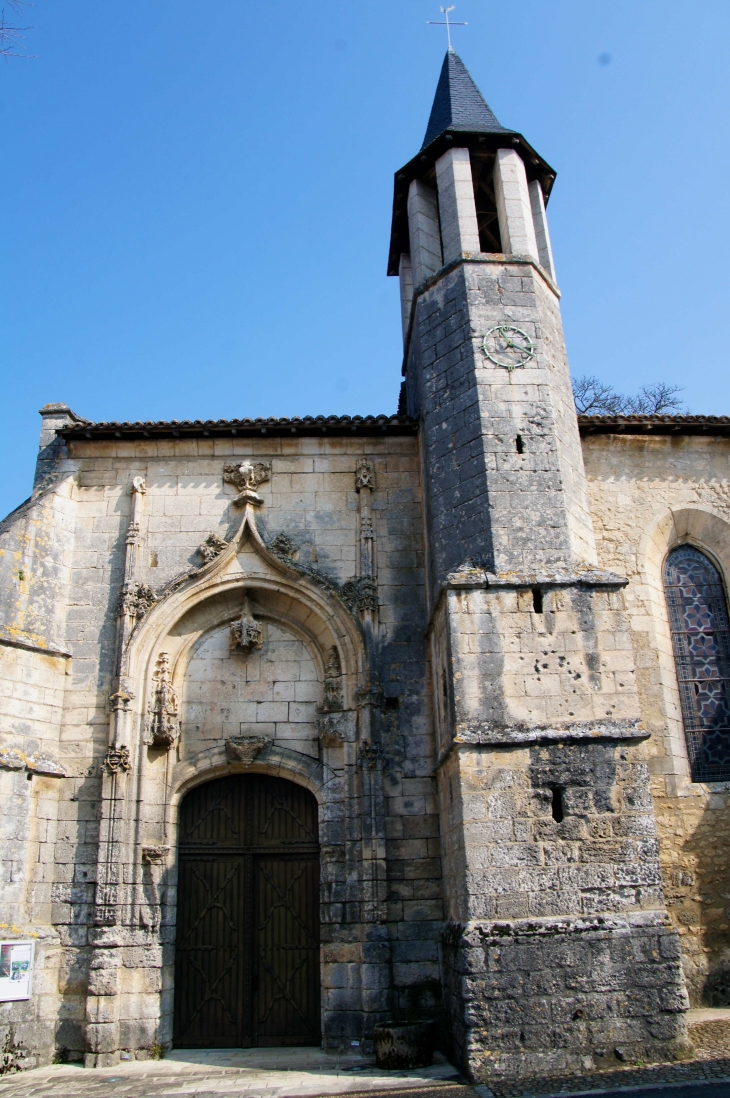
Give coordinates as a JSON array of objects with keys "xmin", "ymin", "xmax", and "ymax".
[
  {"xmin": 0, "ymin": 426, "xmax": 443, "ymax": 1066},
  {"xmin": 182, "ymin": 620, "xmax": 321, "ymax": 757},
  {"xmin": 582, "ymin": 431, "xmax": 730, "ymax": 1006},
  {"xmin": 405, "ymin": 256, "xmax": 597, "ymax": 598},
  {"xmin": 0, "ymin": 462, "xmax": 78, "ymax": 1068},
  {"xmin": 443, "ymin": 910, "xmax": 688, "ymax": 1080}
]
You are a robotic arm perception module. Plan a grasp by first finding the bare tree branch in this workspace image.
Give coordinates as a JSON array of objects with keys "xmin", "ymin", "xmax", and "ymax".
[
  {"xmin": 622, "ymin": 382, "xmax": 685, "ymax": 415},
  {"xmin": 571, "ymin": 376, "xmax": 625, "ymax": 415},
  {"xmin": 1, "ymin": 1, "xmax": 35, "ymax": 61},
  {"xmin": 572, "ymin": 375, "xmax": 686, "ymax": 416}
]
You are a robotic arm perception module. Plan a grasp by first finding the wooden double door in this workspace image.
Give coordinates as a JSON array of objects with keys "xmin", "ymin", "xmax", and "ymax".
[{"xmin": 173, "ymin": 775, "xmax": 320, "ymax": 1048}]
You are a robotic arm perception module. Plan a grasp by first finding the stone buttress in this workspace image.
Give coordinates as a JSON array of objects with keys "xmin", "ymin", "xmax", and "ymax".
[{"xmin": 389, "ymin": 48, "xmax": 691, "ymax": 1079}]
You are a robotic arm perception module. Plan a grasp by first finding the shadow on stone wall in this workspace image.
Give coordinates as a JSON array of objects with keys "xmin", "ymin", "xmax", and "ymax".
[{"xmin": 657, "ymin": 787, "xmax": 730, "ymax": 1006}]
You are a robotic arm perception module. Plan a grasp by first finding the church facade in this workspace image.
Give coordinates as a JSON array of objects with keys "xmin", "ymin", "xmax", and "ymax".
[{"xmin": 2, "ymin": 49, "xmax": 730, "ymax": 1082}]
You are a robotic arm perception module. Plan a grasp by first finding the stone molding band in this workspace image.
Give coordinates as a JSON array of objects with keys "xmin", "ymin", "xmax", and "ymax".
[
  {"xmin": 446, "ymin": 908, "xmax": 673, "ymax": 944},
  {"xmin": 436, "ymin": 717, "xmax": 648, "ymax": 766},
  {"xmin": 0, "ymin": 748, "xmax": 66, "ymax": 777},
  {"xmin": 445, "ymin": 567, "xmax": 629, "ymax": 591},
  {"xmin": 0, "ymin": 630, "xmax": 72, "ymax": 660}
]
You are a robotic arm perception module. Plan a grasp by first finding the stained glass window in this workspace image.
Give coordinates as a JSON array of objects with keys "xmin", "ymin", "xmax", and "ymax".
[{"xmin": 664, "ymin": 545, "xmax": 730, "ymax": 782}]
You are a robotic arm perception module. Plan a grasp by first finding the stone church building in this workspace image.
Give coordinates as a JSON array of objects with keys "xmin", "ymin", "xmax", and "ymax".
[{"xmin": 3, "ymin": 48, "xmax": 730, "ymax": 1082}]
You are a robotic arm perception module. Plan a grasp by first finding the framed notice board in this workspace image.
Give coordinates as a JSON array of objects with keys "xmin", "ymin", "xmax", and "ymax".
[{"xmin": 0, "ymin": 941, "xmax": 35, "ymax": 1001}]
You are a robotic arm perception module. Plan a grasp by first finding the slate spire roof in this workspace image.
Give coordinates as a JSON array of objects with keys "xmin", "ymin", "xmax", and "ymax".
[{"xmin": 422, "ymin": 48, "xmax": 513, "ymax": 149}]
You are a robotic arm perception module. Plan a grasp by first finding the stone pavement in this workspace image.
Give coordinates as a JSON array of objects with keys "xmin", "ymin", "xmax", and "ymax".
[
  {"xmin": 0, "ymin": 1048, "xmax": 473, "ymax": 1098},
  {"xmin": 5, "ymin": 1013, "xmax": 730, "ymax": 1098}
]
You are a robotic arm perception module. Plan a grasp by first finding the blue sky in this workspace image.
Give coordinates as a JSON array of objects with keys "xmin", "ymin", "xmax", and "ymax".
[{"xmin": 2, "ymin": 1, "xmax": 729, "ymax": 518}]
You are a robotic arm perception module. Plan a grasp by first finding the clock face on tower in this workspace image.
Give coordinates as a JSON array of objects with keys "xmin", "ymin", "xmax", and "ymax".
[{"xmin": 482, "ymin": 325, "xmax": 536, "ymax": 372}]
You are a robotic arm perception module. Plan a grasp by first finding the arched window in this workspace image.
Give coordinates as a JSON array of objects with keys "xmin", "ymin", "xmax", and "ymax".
[{"xmin": 664, "ymin": 545, "xmax": 730, "ymax": 782}]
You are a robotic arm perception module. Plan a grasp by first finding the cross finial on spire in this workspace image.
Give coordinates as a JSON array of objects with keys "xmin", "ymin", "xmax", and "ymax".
[{"xmin": 427, "ymin": 5, "xmax": 467, "ymax": 50}]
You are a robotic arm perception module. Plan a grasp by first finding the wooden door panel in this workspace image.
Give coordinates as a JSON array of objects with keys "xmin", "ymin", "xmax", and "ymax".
[
  {"xmin": 255, "ymin": 857, "xmax": 320, "ymax": 1044},
  {"xmin": 174, "ymin": 775, "xmax": 320, "ymax": 1049},
  {"xmin": 173, "ymin": 857, "xmax": 248, "ymax": 1047}
]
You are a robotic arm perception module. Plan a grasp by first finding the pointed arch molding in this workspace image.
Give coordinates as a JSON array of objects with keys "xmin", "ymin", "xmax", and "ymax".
[{"xmin": 122, "ymin": 502, "xmax": 367, "ymax": 749}]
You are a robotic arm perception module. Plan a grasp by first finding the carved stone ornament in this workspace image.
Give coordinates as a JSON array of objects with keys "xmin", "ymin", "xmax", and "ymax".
[
  {"xmin": 223, "ymin": 460, "xmax": 272, "ymax": 506},
  {"xmin": 147, "ymin": 652, "xmax": 181, "ymax": 748},
  {"xmin": 103, "ymin": 745, "xmax": 131, "ymax": 774},
  {"xmin": 317, "ymin": 713, "xmax": 345, "ymax": 747},
  {"xmin": 231, "ymin": 616, "xmax": 264, "ymax": 653},
  {"xmin": 198, "ymin": 532, "xmax": 228, "ymax": 563},
  {"xmin": 108, "ymin": 690, "xmax": 132, "ymax": 714},
  {"xmin": 231, "ymin": 594, "xmax": 264, "ymax": 653},
  {"xmin": 268, "ymin": 532, "xmax": 297, "ymax": 561},
  {"xmin": 341, "ymin": 575, "xmax": 378, "ymax": 613},
  {"xmin": 225, "ymin": 735, "xmax": 269, "ymax": 766},
  {"xmin": 141, "ymin": 845, "xmax": 170, "ymax": 864},
  {"xmin": 125, "ymin": 521, "xmax": 141, "ymax": 547},
  {"xmin": 358, "ymin": 740, "xmax": 383, "ymax": 769},
  {"xmin": 322, "ymin": 646, "xmax": 343, "ymax": 711},
  {"xmin": 355, "ymin": 458, "xmax": 375, "ymax": 491},
  {"xmin": 120, "ymin": 581, "xmax": 158, "ymax": 620}
]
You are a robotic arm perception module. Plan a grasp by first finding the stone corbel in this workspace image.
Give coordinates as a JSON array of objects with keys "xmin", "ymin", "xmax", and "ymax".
[
  {"xmin": 230, "ymin": 593, "xmax": 264, "ymax": 653},
  {"xmin": 358, "ymin": 740, "xmax": 383, "ymax": 769},
  {"xmin": 317, "ymin": 713, "xmax": 346, "ymax": 747},
  {"xmin": 226, "ymin": 735, "xmax": 269, "ymax": 766},
  {"xmin": 141, "ymin": 845, "xmax": 170, "ymax": 864}
]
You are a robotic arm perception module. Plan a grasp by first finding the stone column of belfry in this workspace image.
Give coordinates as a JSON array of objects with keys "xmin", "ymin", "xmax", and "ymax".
[{"xmin": 390, "ymin": 49, "xmax": 690, "ymax": 1082}]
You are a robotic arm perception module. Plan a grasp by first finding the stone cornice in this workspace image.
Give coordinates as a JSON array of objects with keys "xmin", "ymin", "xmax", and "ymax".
[
  {"xmin": 436, "ymin": 717, "xmax": 648, "ymax": 766},
  {"xmin": 0, "ymin": 629, "xmax": 72, "ymax": 660},
  {"xmin": 444, "ymin": 566, "xmax": 629, "ymax": 591}
]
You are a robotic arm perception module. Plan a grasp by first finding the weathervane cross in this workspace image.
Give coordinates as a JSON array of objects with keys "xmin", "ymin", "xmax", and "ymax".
[{"xmin": 427, "ymin": 5, "xmax": 467, "ymax": 50}]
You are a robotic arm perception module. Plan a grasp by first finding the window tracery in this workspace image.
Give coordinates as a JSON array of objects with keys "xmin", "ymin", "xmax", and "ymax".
[{"xmin": 664, "ymin": 545, "xmax": 730, "ymax": 782}]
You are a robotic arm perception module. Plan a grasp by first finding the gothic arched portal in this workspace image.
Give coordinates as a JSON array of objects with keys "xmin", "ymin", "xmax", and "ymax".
[
  {"xmin": 173, "ymin": 774, "xmax": 321, "ymax": 1048},
  {"xmin": 664, "ymin": 544, "xmax": 730, "ymax": 782}
]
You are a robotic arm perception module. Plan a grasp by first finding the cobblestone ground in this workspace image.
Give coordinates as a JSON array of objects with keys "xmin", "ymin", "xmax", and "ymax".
[{"xmin": 3, "ymin": 1018, "xmax": 730, "ymax": 1098}]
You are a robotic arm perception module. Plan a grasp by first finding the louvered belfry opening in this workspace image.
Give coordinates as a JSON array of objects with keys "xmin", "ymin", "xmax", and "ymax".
[
  {"xmin": 470, "ymin": 151, "xmax": 502, "ymax": 253},
  {"xmin": 173, "ymin": 775, "xmax": 321, "ymax": 1048}
]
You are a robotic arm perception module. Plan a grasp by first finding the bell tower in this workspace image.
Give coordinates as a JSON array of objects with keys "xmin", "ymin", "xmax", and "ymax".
[{"xmin": 390, "ymin": 50, "xmax": 691, "ymax": 1081}]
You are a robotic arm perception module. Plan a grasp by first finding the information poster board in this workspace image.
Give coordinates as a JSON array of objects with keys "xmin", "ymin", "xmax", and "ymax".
[{"xmin": 0, "ymin": 941, "xmax": 35, "ymax": 1002}]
